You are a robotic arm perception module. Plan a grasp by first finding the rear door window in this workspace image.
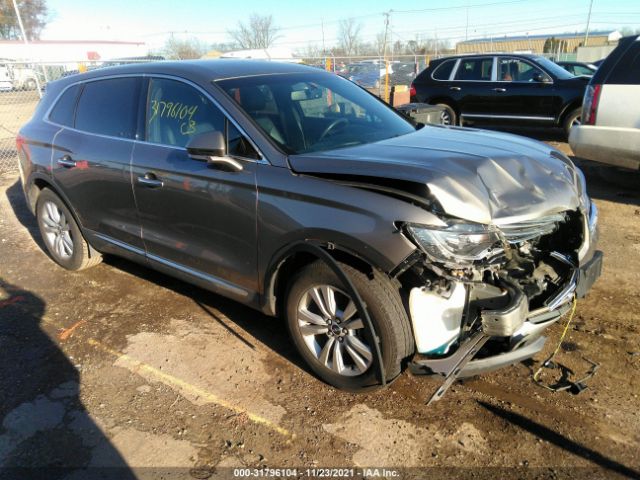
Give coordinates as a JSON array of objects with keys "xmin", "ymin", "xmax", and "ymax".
[
  {"xmin": 454, "ymin": 58, "xmax": 493, "ymax": 81},
  {"xmin": 49, "ymin": 84, "xmax": 81, "ymax": 127},
  {"xmin": 75, "ymin": 77, "xmax": 140, "ymax": 139}
]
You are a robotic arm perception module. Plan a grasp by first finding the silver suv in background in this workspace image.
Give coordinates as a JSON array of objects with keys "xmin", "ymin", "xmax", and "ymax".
[{"xmin": 570, "ymin": 35, "xmax": 640, "ymax": 170}]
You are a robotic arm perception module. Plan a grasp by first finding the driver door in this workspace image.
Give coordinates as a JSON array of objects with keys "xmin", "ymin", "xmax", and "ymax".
[
  {"xmin": 492, "ymin": 57, "xmax": 556, "ymax": 119},
  {"xmin": 131, "ymin": 77, "xmax": 261, "ymax": 298}
]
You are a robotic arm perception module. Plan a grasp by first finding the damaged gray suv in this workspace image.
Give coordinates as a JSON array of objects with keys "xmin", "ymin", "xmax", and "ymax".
[{"xmin": 17, "ymin": 60, "xmax": 602, "ymax": 393}]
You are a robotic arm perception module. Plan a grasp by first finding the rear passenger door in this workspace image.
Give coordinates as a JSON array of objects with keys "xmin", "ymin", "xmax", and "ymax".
[
  {"xmin": 50, "ymin": 76, "xmax": 144, "ymax": 250},
  {"xmin": 450, "ymin": 57, "xmax": 496, "ymax": 117},
  {"xmin": 131, "ymin": 77, "xmax": 260, "ymax": 299}
]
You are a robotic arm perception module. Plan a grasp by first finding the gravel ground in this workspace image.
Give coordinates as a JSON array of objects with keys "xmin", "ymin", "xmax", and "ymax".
[{"xmin": 0, "ymin": 129, "xmax": 639, "ymax": 480}]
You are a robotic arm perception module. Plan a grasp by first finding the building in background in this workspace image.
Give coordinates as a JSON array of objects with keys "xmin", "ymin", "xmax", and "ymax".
[
  {"xmin": 455, "ymin": 30, "xmax": 621, "ymax": 55},
  {"xmin": 0, "ymin": 39, "xmax": 148, "ymax": 63}
]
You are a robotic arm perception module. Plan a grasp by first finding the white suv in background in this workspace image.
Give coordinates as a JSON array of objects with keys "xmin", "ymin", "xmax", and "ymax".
[{"xmin": 569, "ymin": 35, "xmax": 640, "ymax": 170}]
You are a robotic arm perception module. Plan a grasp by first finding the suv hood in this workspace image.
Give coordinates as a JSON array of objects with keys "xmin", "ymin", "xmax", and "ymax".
[{"xmin": 289, "ymin": 126, "xmax": 582, "ymax": 225}]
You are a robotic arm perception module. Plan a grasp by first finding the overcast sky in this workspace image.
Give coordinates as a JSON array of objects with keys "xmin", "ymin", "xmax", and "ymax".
[{"xmin": 41, "ymin": 0, "xmax": 640, "ymax": 51}]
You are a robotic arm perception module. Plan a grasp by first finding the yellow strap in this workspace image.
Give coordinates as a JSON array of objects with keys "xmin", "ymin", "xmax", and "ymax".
[{"xmin": 533, "ymin": 296, "xmax": 578, "ymax": 388}]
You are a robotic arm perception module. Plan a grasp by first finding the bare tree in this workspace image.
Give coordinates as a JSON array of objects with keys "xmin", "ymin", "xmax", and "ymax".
[
  {"xmin": 163, "ymin": 35, "xmax": 207, "ymax": 60},
  {"xmin": 0, "ymin": 0, "xmax": 48, "ymax": 40},
  {"xmin": 338, "ymin": 18, "xmax": 362, "ymax": 56},
  {"xmin": 229, "ymin": 14, "xmax": 280, "ymax": 49}
]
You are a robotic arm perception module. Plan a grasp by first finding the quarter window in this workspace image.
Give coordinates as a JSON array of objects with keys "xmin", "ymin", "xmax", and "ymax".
[
  {"xmin": 49, "ymin": 84, "xmax": 81, "ymax": 127},
  {"xmin": 454, "ymin": 58, "xmax": 493, "ymax": 81},
  {"xmin": 432, "ymin": 59, "xmax": 456, "ymax": 80},
  {"xmin": 75, "ymin": 78, "xmax": 139, "ymax": 139},
  {"xmin": 146, "ymin": 78, "xmax": 224, "ymax": 148},
  {"xmin": 227, "ymin": 122, "xmax": 259, "ymax": 159}
]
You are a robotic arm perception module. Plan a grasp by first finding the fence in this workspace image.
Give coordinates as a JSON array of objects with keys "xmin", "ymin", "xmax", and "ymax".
[{"xmin": 0, "ymin": 61, "xmax": 68, "ymax": 174}]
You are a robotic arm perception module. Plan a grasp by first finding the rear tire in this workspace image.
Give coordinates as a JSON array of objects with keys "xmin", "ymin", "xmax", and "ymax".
[
  {"xmin": 563, "ymin": 107, "xmax": 581, "ymax": 138},
  {"xmin": 36, "ymin": 188, "xmax": 102, "ymax": 271},
  {"xmin": 436, "ymin": 103, "xmax": 457, "ymax": 126},
  {"xmin": 285, "ymin": 260, "xmax": 413, "ymax": 391}
]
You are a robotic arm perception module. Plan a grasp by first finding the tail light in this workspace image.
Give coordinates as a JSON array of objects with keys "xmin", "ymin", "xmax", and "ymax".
[
  {"xmin": 582, "ymin": 84, "xmax": 602, "ymax": 125},
  {"xmin": 410, "ymin": 83, "xmax": 416, "ymax": 98}
]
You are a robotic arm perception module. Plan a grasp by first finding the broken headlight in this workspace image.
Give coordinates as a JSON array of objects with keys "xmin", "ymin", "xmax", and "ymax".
[{"xmin": 407, "ymin": 222, "xmax": 502, "ymax": 265}]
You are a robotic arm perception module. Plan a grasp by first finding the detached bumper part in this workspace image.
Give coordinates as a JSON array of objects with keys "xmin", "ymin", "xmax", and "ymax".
[{"xmin": 480, "ymin": 282, "xmax": 528, "ymax": 337}]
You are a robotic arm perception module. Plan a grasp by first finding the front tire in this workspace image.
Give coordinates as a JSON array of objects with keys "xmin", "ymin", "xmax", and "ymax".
[
  {"xmin": 36, "ymin": 188, "xmax": 102, "ymax": 271},
  {"xmin": 285, "ymin": 260, "xmax": 413, "ymax": 391}
]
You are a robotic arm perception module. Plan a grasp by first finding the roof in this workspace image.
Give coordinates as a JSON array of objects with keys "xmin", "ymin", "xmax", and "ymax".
[
  {"xmin": 48, "ymin": 59, "xmax": 320, "ymax": 89},
  {"xmin": 458, "ymin": 30, "xmax": 617, "ymax": 45}
]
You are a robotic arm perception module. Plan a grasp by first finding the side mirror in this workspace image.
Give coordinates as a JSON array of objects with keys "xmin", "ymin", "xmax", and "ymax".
[
  {"xmin": 186, "ymin": 130, "xmax": 226, "ymax": 158},
  {"xmin": 186, "ymin": 130, "xmax": 243, "ymax": 172},
  {"xmin": 533, "ymin": 72, "xmax": 551, "ymax": 83}
]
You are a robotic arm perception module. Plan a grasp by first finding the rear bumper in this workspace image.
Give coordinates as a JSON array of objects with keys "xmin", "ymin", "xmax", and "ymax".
[{"xmin": 569, "ymin": 125, "xmax": 640, "ymax": 170}]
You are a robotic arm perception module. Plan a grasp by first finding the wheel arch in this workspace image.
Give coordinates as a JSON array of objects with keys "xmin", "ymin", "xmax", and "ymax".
[
  {"xmin": 27, "ymin": 174, "xmax": 88, "ymax": 237},
  {"xmin": 558, "ymin": 98, "xmax": 583, "ymax": 126},
  {"xmin": 262, "ymin": 241, "xmax": 388, "ymax": 318},
  {"xmin": 427, "ymin": 96, "xmax": 459, "ymax": 115}
]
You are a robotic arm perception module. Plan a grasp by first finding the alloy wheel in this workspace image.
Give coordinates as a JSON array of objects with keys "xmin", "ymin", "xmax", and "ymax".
[
  {"xmin": 440, "ymin": 110, "xmax": 452, "ymax": 125},
  {"xmin": 41, "ymin": 201, "xmax": 74, "ymax": 260},
  {"xmin": 296, "ymin": 285, "xmax": 373, "ymax": 376}
]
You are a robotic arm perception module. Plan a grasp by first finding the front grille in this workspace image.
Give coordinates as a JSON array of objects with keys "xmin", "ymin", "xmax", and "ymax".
[{"xmin": 498, "ymin": 213, "xmax": 567, "ymax": 244}]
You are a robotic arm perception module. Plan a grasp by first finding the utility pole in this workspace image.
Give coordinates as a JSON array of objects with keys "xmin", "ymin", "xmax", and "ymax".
[
  {"xmin": 382, "ymin": 11, "xmax": 391, "ymax": 61},
  {"xmin": 465, "ymin": 4, "xmax": 469, "ymax": 41},
  {"xmin": 11, "ymin": 0, "xmax": 44, "ymax": 96},
  {"xmin": 321, "ymin": 18, "xmax": 326, "ymax": 56},
  {"xmin": 382, "ymin": 11, "xmax": 391, "ymax": 102},
  {"xmin": 584, "ymin": 0, "xmax": 594, "ymax": 47}
]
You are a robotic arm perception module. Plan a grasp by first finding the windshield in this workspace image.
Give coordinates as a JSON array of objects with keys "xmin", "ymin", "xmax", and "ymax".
[
  {"xmin": 533, "ymin": 56, "xmax": 575, "ymax": 80},
  {"xmin": 217, "ymin": 72, "xmax": 415, "ymax": 154}
]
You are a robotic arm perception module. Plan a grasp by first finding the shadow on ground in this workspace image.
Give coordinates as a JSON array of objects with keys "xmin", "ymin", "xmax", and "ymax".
[
  {"xmin": 0, "ymin": 278, "xmax": 135, "ymax": 479},
  {"xmin": 478, "ymin": 400, "xmax": 640, "ymax": 480}
]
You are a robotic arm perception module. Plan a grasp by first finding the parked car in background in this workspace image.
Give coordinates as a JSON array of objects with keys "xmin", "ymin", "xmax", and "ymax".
[
  {"xmin": 570, "ymin": 35, "xmax": 640, "ymax": 170},
  {"xmin": 0, "ymin": 62, "xmax": 13, "ymax": 91},
  {"xmin": 390, "ymin": 62, "xmax": 417, "ymax": 86},
  {"xmin": 17, "ymin": 60, "xmax": 601, "ymax": 393},
  {"xmin": 556, "ymin": 61, "xmax": 597, "ymax": 77},
  {"xmin": 410, "ymin": 53, "xmax": 588, "ymax": 134},
  {"xmin": 0, "ymin": 60, "xmax": 40, "ymax": 90},
  {"xmin": 348, "ymin": 62, "xmax": 393, "ymax": 89}
]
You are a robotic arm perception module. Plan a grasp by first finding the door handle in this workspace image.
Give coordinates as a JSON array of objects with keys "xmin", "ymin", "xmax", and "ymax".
[
  {"xmin": 449, "ymin": 86, "xmax": 461, "ymax": 91},
  {"xmin": 137, "ymin": 173, "xmax": 164, "ymax": 188},
  {"xmin": 492, "ymin": 88, "xmax": 507, "ymax": 92},
  {"xmin": 57, "ymin": 155, "xmax": 76, "ymax": 168}
]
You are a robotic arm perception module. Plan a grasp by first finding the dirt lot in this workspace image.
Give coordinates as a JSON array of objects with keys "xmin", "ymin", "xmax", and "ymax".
[{"xmin": 0, "ymin": 129, "xmax": 639, "ymax": 479}]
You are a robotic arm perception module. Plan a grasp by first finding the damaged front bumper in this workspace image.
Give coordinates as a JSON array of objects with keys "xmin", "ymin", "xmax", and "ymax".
[{"xmin": 409, "ymin": 249, "xmax": 603, "ymax": 378}]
